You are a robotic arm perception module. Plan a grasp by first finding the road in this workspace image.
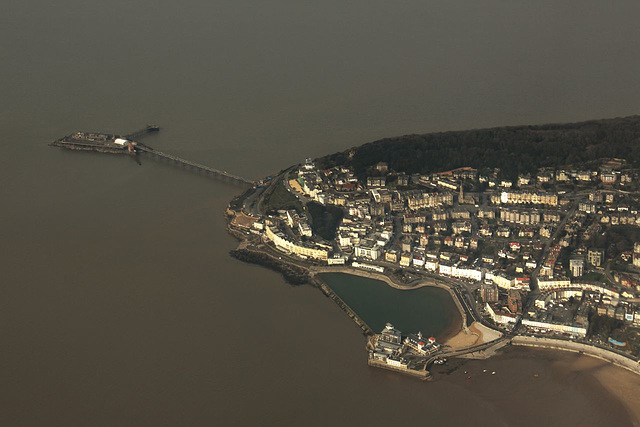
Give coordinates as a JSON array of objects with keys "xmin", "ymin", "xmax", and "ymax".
[
  {"xmin": 242, "ymin": 185, "xmax": 267, "ymax": 217},
  {"xmin": 604, "ymin": 260, "xmax": 616, "ymax": 284},
  {"xmin": 513, "ymin": 198, "xmax": 581, "ymax": 334},
  {"xmin": 243, "ymin": 167, "xmax": 295, "ymax": 217},
  {"xmin": 530, "ymin": 198, "xmax": 580, "ymax": 290}
]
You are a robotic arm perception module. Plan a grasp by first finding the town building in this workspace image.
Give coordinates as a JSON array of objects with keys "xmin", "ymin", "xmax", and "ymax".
[
  {"xmin": 570, "ymin": 257, "xmax": 584, "ymax": 277},
  {"xmin": 385, "ymin": 250, "xmax": 398, "ymax": 263},
  {"xmin": 404, "ymin": 332, "xmax": 437, "ymax": 355},
  {"xmin": 508, "ymin": 289, "xmax": 522, "ymax": 314},
  {"xmin": 634, "ymin": 242, "xmax": 640, "ymax": 267},
  {"xmin": 354, "ymin": 241, "xmax": 382, "ymax": 260},
  {"xmin": 481, "ymin": 283, "xmax": 499, "ymax": 303},
  {"xmin": 493, "ymin": 191, "xmax": 558, "ymax": 207},
  {"xmin": 486, "ymin": 303, "xmax": 518, "ymax": 325},
  {"xmin": 366, "ymin": 176, "xmax": 385, "ymax": 188},
  {"xmin": 587, "ymin": 248, "xmax": 604, "ymax": 267},
  {"xmin": 500, "ymin": 208, "xmax": 541, "ymax": 225}
]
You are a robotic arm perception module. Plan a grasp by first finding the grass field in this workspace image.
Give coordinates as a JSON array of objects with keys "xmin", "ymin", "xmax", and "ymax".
[{"xmin": 263, "ymin": 181, "xmax": 302, "ymax": 213}]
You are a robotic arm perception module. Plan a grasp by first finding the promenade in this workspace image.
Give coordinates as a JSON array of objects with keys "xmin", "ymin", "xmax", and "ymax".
[{"xmin": 512, "ymin": 336, "xmax": 640, "ymax": 375}]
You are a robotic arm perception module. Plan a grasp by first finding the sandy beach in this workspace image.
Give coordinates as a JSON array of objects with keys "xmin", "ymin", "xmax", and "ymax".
[{"xmin": 444, "ymin": 321, "xmax": 503, "ymax": 349}]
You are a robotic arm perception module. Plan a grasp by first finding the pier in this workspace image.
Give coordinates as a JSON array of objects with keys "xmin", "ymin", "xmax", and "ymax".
[
  {"xmin": 50, "ymin": 125, "xmax": 253, "ymax": 186},
  {"xmin": 124, "ymin": 124, "xmax": 160, "ymax": 140},
  {"xmin": 134, "ymin": 145, "xmax": 252, "ymax": 186}
]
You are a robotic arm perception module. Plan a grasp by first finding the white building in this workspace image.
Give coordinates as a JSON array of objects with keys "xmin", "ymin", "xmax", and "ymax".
[
  {"xmin": 521, "ymin": 319, "xmax": 587, "ymax": 337},
  {"xmin": 486, "ymin": 271, "xmax": 515, "ymax": 289},
  {"xmin": 327, "ymin": 254, "xmax": 347, "ymax": 265},
  {"xmin": 486, "ymin": 303, "xmax": 517, "ymax": 325},
  {"xmin": 265, "ymin": 225, "xmax": 328, "ymax": 260},
  {"xmin": 439, "ymin": 263, "xmax": 453, "ymax": 276},
  {"xmin": 425, "ymin": 260, "xmax": 438, "ymax": 272},
  {"xmin": 352, "ymin": 261, "xmax": 384, "ymax": 273},
  {"xmin": 298, "ymin": 222, "xmax": 312, "ymax": 237},
  {"xmin": 537, "ymin": 278, "xmax": 571, "ymax": 290},
  {"xmin": 569, "ymin": 258, "xmax": 584, "ymax": 277},
  {"xmin": 354, "ymin": 243, "xmax": 381, "ymax": 260},
  {"xmin": 453, "ymin": 265, "xmax": 484, "ymax": 282}
]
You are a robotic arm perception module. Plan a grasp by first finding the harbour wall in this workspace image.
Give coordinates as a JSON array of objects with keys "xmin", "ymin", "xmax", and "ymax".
[
  {"xmin": 367, "ymin": 358, "xmax": 431, "ymax": 380},
  {"xmin": 314, "ymin": 278, "xmax": 373, "ymax": 336},
  {"xmin": 512, "ymin": 336, "xmax": 640, "ymax": 375}
]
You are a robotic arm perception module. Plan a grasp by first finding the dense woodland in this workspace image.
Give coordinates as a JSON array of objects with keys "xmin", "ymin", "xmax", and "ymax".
[
  {"xmin": 307, "ymin": 201, "xmax": 344, "ymax": 241},
  {"xmin": 589, "ymin": 225, "xmax": 640, "ymax": 259},
  {"xmin": 318, "ymin": 116, "xmax": 640, "ymax": 181}
]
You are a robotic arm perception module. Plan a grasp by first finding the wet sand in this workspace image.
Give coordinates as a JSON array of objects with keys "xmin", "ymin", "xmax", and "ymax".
[
  {"xmin": 430, "ymin": 346, "xmax": 639, "ymax": 426},
  {"xmin": 552, "ymin": 351, "xmax": 640, "ymax": 425}
]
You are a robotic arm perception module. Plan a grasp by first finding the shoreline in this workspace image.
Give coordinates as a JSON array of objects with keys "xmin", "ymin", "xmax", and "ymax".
[
  {"xmin": 309, "ymin": 265, "xmax": 640, "ymax": 376},
  {"xmin": 225, "ymin": 213, "xmax": 640, "ymax": 380},
  {"xmin": 511, "ymin": 335, "xmax": 640, "ymax": 376}
]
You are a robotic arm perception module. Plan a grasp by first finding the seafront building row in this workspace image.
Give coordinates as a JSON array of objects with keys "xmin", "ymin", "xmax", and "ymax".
[{"xmin": 264, "ymin": 224, "xmax": 329, "ymax": 261}]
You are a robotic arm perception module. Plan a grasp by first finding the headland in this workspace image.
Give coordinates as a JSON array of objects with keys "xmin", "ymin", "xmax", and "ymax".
[
  {"xmin": 49, "ymin": 116, "xmax": 640, "ymax": 380},
  {"xmin": 224, "ymin": 115, "xmax": 640, "ymax": 379}
]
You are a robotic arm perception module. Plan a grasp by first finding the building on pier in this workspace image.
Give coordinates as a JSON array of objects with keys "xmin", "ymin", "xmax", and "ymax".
[
  {"xmin": 404, "ymin": 332, "xmax": 438, "ymax": 355},
  {"xmin": 371, "ymin": 324, "xmax": 406, "ymax": 366}
]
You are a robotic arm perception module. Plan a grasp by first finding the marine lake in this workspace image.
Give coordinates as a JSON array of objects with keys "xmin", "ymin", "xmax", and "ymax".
[{"xmin": 319, "ymin": 273, "xmax": 460, "ymax": 338}]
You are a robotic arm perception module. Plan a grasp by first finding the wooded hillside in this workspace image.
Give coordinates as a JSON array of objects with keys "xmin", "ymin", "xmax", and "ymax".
[{"xmin": 318, "ymin": 116, "xmax": 640, "ymax": 181}]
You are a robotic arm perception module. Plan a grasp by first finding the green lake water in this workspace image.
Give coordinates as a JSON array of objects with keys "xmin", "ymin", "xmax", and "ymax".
[{"xmin": 319, "ymin": 273, "xmax": 460, "ymax": 338}]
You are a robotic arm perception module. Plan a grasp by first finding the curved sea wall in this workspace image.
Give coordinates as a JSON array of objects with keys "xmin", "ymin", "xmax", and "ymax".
[
  {"xmin": 311, "ymin": 265, "xmax": 442, "ymax": 290},
  {"xmin": 512, "ymin": 336, "xmax": 640, "ymax": 375}
]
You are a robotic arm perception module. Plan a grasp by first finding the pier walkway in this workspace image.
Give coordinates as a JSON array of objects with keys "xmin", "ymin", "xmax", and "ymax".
[
  {"xmin": 135, "ymin": 145, "xmax": 253, "ymax": 186},
  {"xmin": 125, "ymin": 125, "xmax": 160, "ymax": 140}
]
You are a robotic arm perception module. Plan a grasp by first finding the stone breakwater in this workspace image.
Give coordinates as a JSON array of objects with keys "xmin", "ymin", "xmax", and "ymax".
[
  {"xmin": 315, "ymin": 279, "xmax": 373, "ymax": 336},
  {"xmin": 229, "ymin": 248, "xmax": 311, "ymax": 285}
]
